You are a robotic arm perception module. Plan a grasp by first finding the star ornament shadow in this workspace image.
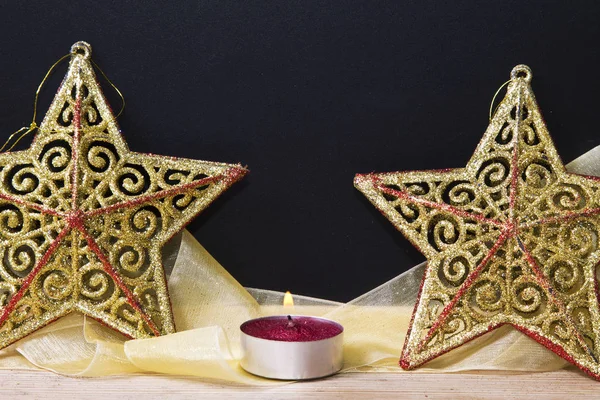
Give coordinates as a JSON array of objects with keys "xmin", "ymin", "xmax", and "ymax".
[
  {"xmin": 0, "ymin": 42, "xmax": 246, "ymax": 348},
  {"xmin": 355, "ymin": 65, "xmax": 600, "ymax": 379}
]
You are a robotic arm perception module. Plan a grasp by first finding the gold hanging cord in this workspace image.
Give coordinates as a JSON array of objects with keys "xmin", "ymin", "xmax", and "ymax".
[
  {"xmin": 488, "ymin": 79, "xmax": 512, "ymax": 122},
  {"xmin": 0, "ymin": 50, "xmax": 125, "ymax": 152}
]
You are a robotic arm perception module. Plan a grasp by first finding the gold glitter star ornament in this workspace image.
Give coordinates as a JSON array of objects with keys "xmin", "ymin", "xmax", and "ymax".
[
  {"xmin": 355, "ymin": 65, "xmax": 600, "ymax": 379},
  {"xmin": 0, "ymin": 42, "xmax": 246, "ymax": 348}
]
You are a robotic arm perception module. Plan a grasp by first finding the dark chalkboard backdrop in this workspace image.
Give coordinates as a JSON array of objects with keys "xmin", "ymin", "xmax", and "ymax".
[{"xmin": 0, "ymin": 1, "xmax": 599, "ymax": 301}]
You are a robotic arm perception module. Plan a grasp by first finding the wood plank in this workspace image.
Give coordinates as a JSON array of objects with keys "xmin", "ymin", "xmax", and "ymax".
[{"xmin": 0, "ymin": 369, "xmax": 597, "ymax": 399}]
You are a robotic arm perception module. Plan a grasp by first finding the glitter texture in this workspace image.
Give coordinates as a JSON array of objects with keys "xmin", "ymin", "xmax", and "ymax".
[
  {"xmin": 0, "ymin": 42, "xmax": 246, "ymax": 348},
  {"xmin": 240, "ymin": 316, "xmax": 343, "ymax": 342},
  {"xmin": 355, "ymin": 65, "xmax": 600, "ymax": 379}
]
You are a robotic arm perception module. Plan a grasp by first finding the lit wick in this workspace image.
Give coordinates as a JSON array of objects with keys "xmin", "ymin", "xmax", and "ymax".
[{"xmin": 287, "ymin": 315, "xmax": 295, "ymax": 328}]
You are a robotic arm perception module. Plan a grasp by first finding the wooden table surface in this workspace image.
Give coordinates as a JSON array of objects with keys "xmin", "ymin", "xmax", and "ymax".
[{"xmin": 1, "ymin": 369, "xmax": 597, "ymax": 399}]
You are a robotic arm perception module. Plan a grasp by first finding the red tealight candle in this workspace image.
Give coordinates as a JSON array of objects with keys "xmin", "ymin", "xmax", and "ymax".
[
  {"xmin": 240, "ymin": 315, "xmax": 344, "ymax": 380},
  {"xmin": 241, "ymin": 315, "xmax": 343, "ymax": 342}
]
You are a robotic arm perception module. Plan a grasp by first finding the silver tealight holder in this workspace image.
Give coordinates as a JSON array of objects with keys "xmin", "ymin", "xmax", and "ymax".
[{"xmin": 240, "ymin": 315, "xmax": 344, "ymax": 380}]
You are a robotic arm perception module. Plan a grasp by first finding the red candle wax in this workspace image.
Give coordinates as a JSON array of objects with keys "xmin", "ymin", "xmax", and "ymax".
[{"xmin": 240, "ymin": 316, "xmax": 343, "ymax": 342}]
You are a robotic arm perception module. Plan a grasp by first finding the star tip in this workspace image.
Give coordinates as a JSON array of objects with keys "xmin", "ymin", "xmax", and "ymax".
[
  {"xmin": 353, "ymin": 173, "xmax": 367, "ymax": 187},
  {"xmin": 399, "ymin": 357, "xmax": 413, "ymax": 370},
  {"xmin": 239, "ymin": 164, "xmax": 250, "ymax": 173},
  {"xmin": 227, "ymin": 164, "xmax": 249, "ymax": 181},
  {"xmin": 354, "ymin": 172, "xmax": 379, "ymax": 187}
]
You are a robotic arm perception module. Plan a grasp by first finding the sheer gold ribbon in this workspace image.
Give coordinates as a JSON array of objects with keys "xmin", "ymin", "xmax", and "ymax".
[{"xmin": 2, "ymin": 148, "xmax": 599, "ymax": 383}]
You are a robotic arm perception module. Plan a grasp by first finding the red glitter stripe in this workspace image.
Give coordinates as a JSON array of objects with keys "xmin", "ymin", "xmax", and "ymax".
[
  {"xmin": 70, "ymin": 97, "xmax": 82, "ymax": 210},
  {"xmin": 77, "ymin": 227, "xmax": 161, "ymax": 336},
  {"xmin": 0, "ymin": 192, "xmax": 64, "ymax": 217},
  {"xmin": 520, "ymin": 241, "xmax": 595, "ymax": 361},
  {"xmin": 378, "ymin": 185, "xmax": 505, "ymax": 228},
  {"xmin": 415, "ymin": 230, "xmax": 510, "ymax": 352},
  {"xmin": 0, "ymin": 225, "xmax": 72, "ymax": 327},
  {"xmin": 85, "ymin": 173, "xmax": 227, "ymax": 218}
]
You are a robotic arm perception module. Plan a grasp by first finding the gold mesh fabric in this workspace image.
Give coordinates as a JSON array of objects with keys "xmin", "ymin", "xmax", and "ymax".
[
  {"xmin": 355, "ymin": 65, "xmax": 600, "ymax": 378},
  {"xmin": 0, "ymin": 41, "xmax": 246, "ymax": 348}
]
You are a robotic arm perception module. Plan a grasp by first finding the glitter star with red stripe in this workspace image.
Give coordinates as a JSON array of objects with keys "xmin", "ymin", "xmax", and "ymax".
[
  {"xmin": 0, "ymin": 42, "xmax": 246, "ymax": 347},
  {"xmin": 355, "ymin": 65, "xmax": 600, "ymax": 379}
]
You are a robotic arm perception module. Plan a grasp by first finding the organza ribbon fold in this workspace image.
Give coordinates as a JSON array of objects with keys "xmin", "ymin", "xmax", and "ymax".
[{"xmin": 2, "ymin": 146, "xmax": 599, "ymax": 384}]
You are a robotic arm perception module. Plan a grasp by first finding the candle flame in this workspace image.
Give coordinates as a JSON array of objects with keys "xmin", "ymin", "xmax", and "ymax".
[{"xmin": 283, "ymin": 291, "xmax": 294, "ymax": 307}]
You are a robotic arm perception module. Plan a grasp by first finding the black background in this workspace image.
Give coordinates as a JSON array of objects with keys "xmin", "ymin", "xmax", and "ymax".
[{"xmin": 0, "ymin": 1, "xmax": 599, "ymax": 302}]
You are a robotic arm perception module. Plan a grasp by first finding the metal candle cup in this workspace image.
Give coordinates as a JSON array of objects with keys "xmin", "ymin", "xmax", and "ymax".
[{"xmin": 240, "ymin": 315, "xmax": 344, "ymax": 380}]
